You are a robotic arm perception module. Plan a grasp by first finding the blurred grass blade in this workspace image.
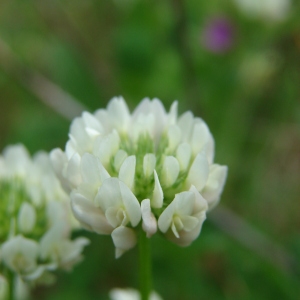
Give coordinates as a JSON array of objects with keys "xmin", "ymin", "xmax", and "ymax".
[
  {"xmin": 209, "ymin": 205, "xmax": 298, "ymax": 275},
  {"xmin": 0, "ymin": 38, "xmax": 87, "ymax": 121}
]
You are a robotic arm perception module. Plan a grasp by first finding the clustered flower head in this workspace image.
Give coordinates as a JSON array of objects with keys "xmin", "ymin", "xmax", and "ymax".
[
  {"xmin": 51, "ymin": 97, "xmax": 227, "ymax": 258},
  {"xmin": 0, "ymin": 144, "xmax": 89, "ymax": 294},
  {"xmin": 232, "ymin": 0, "xmax": 290, "ymax": 21},
  {"xmin": 109, "ymin": 287, "xmax": 162, "ymax": 300}
]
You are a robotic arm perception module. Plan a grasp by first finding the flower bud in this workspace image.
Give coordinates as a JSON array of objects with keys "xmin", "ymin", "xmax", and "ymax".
[{"xmin": 18, "ymin": 202, "xmax": 36, "ymax": 234}]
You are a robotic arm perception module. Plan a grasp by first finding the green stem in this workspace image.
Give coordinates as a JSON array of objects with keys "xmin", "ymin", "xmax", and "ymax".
[
  {"xmin": 7, "ymin": 270, "xmax": 14, "ymax": 300},
  {"xmin": 138, "ymin": 230, "xmax": 152, "ymax": 300}
]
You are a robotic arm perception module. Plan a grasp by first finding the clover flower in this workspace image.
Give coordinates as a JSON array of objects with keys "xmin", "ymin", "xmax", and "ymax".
[
  {"xmin": 232, "ymin": 0, "xmax": 290, "ymax": 22},
  {"xmin": 51, "ymin": 97, "xmax": 227, "ymax": 257},
  {"xmin": 109, "ymin": 287, "xmax": 162, "ymax": 300},
  {"xmin": 0, "ymin": 144, "xmax": 89, "ymax": 297}
]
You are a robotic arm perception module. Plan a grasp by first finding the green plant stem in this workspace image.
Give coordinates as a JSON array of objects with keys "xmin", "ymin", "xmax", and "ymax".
[
  {"xmin": 139, "ymin": 230, "xmax": 152, "ymax": 300},
  {"xmin": 7, "ymin": 270, "xmax": 14, "ymax": 300}
]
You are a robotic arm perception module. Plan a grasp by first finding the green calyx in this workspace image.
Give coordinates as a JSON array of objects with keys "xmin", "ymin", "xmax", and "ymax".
[
  {"xmin": 106, "ymin": 132, "xmax": 190, "ymax": 208},
  {"xmin": 0, "ymin": 178, "xmax": 47, "ymax": 243}
]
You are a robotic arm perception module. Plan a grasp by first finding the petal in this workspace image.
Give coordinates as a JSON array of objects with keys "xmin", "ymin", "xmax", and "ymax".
[
  {"xmin": 109, "ymin": 289, "xmax": 163, "ymax": 300},
  {"xmin": 151, "ymin": 98, "xmax": 168, "ymax": 138},
  {"xmin": 132, "ymin": 97, "xmax": 151, "ymax": 117},
  {"xmin": 143, "ymin": 153, "xmax": 156, "ymax": 178},
  {"xmin": 95, "ymin": 178, "xmax": 123, "ymax": 210},
  {"xmin": 94, "ymin": 109, "xmax": 111, "ymax": 131},
  {"xmin": 59, "ymin": 237, "xmax": 90, "ymax": 266},
  {"xmin": 105, "ymin": 207, "xmax": 123, "ymax": 228},
  {"xmin": 119, "ymin": 155, "xmax": 136, "ymax": 191},
  {"xmin": 114, "ymin": 150, "xmax": 128, "ymax": 173},
  {"xmin": 18, "ymin": 236, "xmax": 39, "ymax": 262},
  {"xmin": 49, "ymin": 148, "xmax": 67, "ymax": 176},
  {"xmin": 65, "ymin": 140, "xmax": 76, "ymax": 159},
  {"xmin": 180, "ymin": 215, "xmax": 199, "ymax": 231},
  {"xmin": 186, "ymin": 152, "xmax": 209, "ymax": 191},
  {"xmin": 77, "ymin": 182, "xmax": 98, "ymax": 201},
  {"xmin": 107, "ymin": 96, "xmax": 131, "ymax": 133},
  {"xmin": 190, "ymin": 121, "xmax": 210, "ymax": 156},
  {"xmin": 18, "ymin": 202, "xmax": 36, "ymax": 234},
  {"xmin": 152, "ymin": 98, "xmax": 167, "ymax": 118},
  {"xmin": 93, "ymin": 130, "xmax": 120, "ymax": 167},
  {"xmin": 166, "ymin": 218, "xmax": 205, "ymax": 247},
  {"xmin": 132, "ymin": 98, "xmax": 167, "ymax": 142},
  {"xmin": 65, "ymin": 153, "xmax": 81, "ymax": 188},
  {"xmin": 165, "ymin": 195, "xmax": 207, "ymax": 247},
  {"xmin": 158, "ymin": 200, "xmax": 176, "ymax": 233},
  {"xmin": 3, "ymin": 144, "xmax": 31, "ymax": 176},
  {"xmin": 167, "ymin": 101, "xmax": 178, "ymax": 125},
  {"xmin": 205, "ymin": 132, "xmax": 215, "ymax": 164},
  {"xmin": 40, "ymin": 223, "xmax": 64, "ymax": 260},
  {"xmin": 189, "ymin": 185, "xmax": 208, "ymax": 213},
  {"xmin": 177, "ymin": 111, "xmax": 194, "ymax": 142},
  {"xmin": 119, "ymin": 180, "xmax": 141, "ymax": 227},
  {"xmin": 69, "ymin": 117, "xmax": 91, "ymax": 153},
  {"xmin": 176, "ymin": 143, "xmax": 192, "ymax": 171},
  {"xmin": 2, "ymin": 235, "xmax": 39, "ymax": 272},
  {"xmin": 111, "ymin": 227, "xmax": 137, "ymax": 259},
  {"xmin": 71, "ymin": 192, "xmax": 113, "ymax": 234},
  {"xmin": 109, "ymin": 288, "xmax": 140, "ymax": 300},
  {"xmin": 176, "ymin": 216, "xmax": 185, "ymax": 232},
  {"xmin": 151, "ymin": 170, "xmax": 163, "ymax": 208},
  {"xmin": 193, "ymin": 118, "xmax": 215, "ymax": 163},
  {"xmin": 95, "ymin": 178, "xmax": 141, "ymax": 227},
  {"xmin": 201, "ymin": 164, "xmax": 228, "ymax": 210},
  {"xmin": 46, "ymin": 201, "xmax": 67, "ymax": 226},
  {"xmin": 161, "ymin": 156, "xmax": 180, "ymax": 186},
  {"xmin": 131, "ymin": 113, "xmax": 155, "ymax": 142},
  {"xmin": 174, "ymin": 191, "xmax": 195, "ymax": 215},
  {"xmin": 73, "ymin": 237, "xmax": 90, "ymax": 251},
  {"xmin": 80, "ymin": 153, "xmax": 110, "ymax": 186},
  {"xmin": 171, "ymin": 221, "xmax": 180, "ymax": 238},
  {"xmin": 141, "ymin": 199, "xmax": 157, "ymax": 237},
  {"xmin": 50, "ymin": 149, "xmax": 70, "ymax": 194},
  {"xmin": 24, "ymin": 265, "xmax": 46, "ymax": 281},
  {"xmin": 82, "ymin": 111, "xmax": 103, "ymax": 137},
  {"xmin": 33, "ymin": 151, "xmax": 52, "ymax": 171},
  {"xmin": 153, "ymin": 291, "xmax": 164, "ymax": 300},
  {"xmin": 0, "ymin": 157, "xmax": 5, "ymax": 177},
  {"xmin": 167, "ymin": 125, "xmax": 182, "ymax": 152}
]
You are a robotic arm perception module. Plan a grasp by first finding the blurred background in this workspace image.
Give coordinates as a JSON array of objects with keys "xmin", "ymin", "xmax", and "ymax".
[{"xmin": 0, "ymin": 0, "xmax": 300, "ymax": 299}]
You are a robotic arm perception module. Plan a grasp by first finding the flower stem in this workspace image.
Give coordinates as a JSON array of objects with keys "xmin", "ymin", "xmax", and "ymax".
[
  {"xmin": 7, "ymin": 270, "xmax": 14, "ymax": 300},
  {"xmin": 138, "ymin": 230, "xmax": 152, "ymax": 300}
]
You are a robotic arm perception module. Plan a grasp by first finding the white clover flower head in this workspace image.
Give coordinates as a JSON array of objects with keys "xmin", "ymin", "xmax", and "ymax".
[
  {"xmin": 233, "ymin": 0, "xmax": 290, "ymax": 22},
  {"xmin": 1, "ymin": 235, "xmax": 39, "ymax": 274},
  {"xmin": 51, "ymin": 97, "xmax": 228, "ymax": 257},
  {"xmin": 0, "ymin": 144, "xmax": 89, "ymax": 283},
  {"xmin": 109, "ymin": 288, "xmax": 163, "ymax": 300}
]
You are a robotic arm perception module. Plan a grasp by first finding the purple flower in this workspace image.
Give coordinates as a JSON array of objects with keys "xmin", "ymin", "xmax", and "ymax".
[{"xmin": 202, "ymin": 17, "xmax": 235, "ymax": 53}]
